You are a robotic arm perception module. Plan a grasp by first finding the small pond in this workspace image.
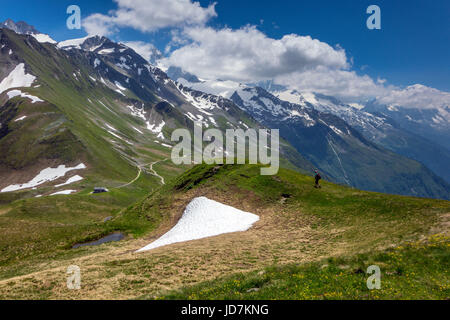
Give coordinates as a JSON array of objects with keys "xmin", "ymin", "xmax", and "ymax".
[{"xmin": 72, "ymin": 232, "xmax": 125, "ymax": 249}]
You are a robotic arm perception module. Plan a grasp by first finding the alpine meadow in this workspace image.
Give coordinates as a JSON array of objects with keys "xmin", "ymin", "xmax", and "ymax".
[{"xmin": 0, "ymin": 0, "xmax": 449, "ymax": 307}]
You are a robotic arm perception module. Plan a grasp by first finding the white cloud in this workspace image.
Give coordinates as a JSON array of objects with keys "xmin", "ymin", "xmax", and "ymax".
[
  {"xmin": 82, "ymin": 2, "xmax": 450, "ymax": 109},
  {"xmin": 83, "ymin": 0, "xmax": 217, "ymax": 36},
  {"xmin": 376, "ymin": 84, "xmax": 450, "ymax": 109},
  {"xmin": 83, "ymin": 13, "xmax": 117, "ymax": 36},
  {"xmin": 273, "ymin": 66, "xmax": 392, "ymax": 101},
  {"xmin": 161, "ymin": 26, "xmax": 389, "ymax": 100},
  {"xmin": 162, "ymin": 25, "xmax": 450, "ymax": 107},
  {"xmin": 121, "ymin": 41, "xmax": 161, "ymax": 63},
  {"xmin": 162, "ymin": 26, "xmax": 349, "ymax": 82}
]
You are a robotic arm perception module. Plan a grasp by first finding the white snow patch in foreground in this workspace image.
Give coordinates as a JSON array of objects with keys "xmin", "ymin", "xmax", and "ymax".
[
  {"xmin": 0, "ymin": 64, "xmax": 36, "ymax": 95},
  {"xmin": 50, "ymin": 190, "xmax": 77, "ymax": 196},
  {"xmin": 1, "ymin": 163, "xmax": 86, "ymax": 193},
  {"xmin": 137, "ymin": 197, "xmax": 259, "ymax": 252},
  {"xmin": 7, "ymin": 89, "xmax": 43, "ymax": 103}
]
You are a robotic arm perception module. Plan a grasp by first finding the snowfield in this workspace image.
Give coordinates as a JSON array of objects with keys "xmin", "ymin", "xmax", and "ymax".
[
  {"xmin": 50, "ymin": 190, "xmax": 77, "ymax": 196},
  {"xmin": 7, "ymin": 89, "xmax": 43, "ymax": 103},
  {"xmin": 54, "ymin": 175, "xmax": 84, "ymax": 188},
  {"xmin": 1, "ymin": 163, "xmax": 86, "ymax": 193},
  {"xmin": 31, "ymin": 33, "xmax": 57, "ymax": 44},
  {"xmin": 98, "ymin": 48, "xmax": 115, "ymax": 55},
  {"xmin": 146, "ymin": 120, "xmax": 165, "ymax": 135},
  {"xmin": 0, "ymin": 63, "xmax": 36, "ymax": 94},
  {"xmin": 137, "ymin": 197, "xmax": 260, "ymax": 252},
  {"xmin": 57, "ymin": 36, "xmax": 92, "ymax": 49}
]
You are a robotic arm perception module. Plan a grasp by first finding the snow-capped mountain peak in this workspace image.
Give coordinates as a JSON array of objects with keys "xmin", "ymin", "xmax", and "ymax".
[
  {"xmin": 57, "ymin": 35, "xmax": 100, "ymax": 50},
  {"xmin": 0, "ymin": 19, "xmax": 39, "ymax": 35},
  {"xmin": 0, "ymin": 19, "xmax": 56, "ymax": 44}
]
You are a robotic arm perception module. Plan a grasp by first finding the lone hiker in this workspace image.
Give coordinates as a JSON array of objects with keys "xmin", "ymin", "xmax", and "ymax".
[{"xmin": 314, "ymin": 170, "xmax": 321, "ymax": 188}]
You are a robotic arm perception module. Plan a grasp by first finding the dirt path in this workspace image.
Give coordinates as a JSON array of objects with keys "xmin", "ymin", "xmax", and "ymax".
[
  {"xmin": 147, "ymin": 159, "xmax": 167, "ymax": 185},
  {"xmin": 115, "ymin": 158, "xmax": 167, "ymax": 188},
  {"xmin": 116, "ymin": 166, "xmax": 142, "ymax": 189}
]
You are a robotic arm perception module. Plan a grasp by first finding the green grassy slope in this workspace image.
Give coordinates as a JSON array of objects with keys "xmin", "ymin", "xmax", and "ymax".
[
  {"xmin": 158, "ymin": 234, "xmax": 449, "ymax": 300},
  {"xmin": 121, "ymin": 163, "xmax": 449, "ymax": 245},
  {"xmin": 0, "ymin": 164, "xmax": 448, "ymax": 299},
  {"xmin": 0, "ymin": 28, "xmax": 313, "ymax": 201},
  {"xmin": 118, "ymin": 164, "xmax": 447, "ymax": 300},
  {"xmin": 0, "ymin": 29, "xmax": 184, "ymax": 204}
]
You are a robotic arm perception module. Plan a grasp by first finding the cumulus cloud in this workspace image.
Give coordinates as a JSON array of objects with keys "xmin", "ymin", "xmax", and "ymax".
[
  {"xmin": 81, "ymin": 1, "xmax": 450, "ymax": 109},
  {"xmin": 161, "ymin": 25, "xmax": 450, "ymax": 106},
  {"xmin": 83, "ymin": 0, "xmax": 217, "ymax": 36},
  {"xmin": 162, "ymin": 26, "xmax": 349, "ymax": 82},
  {"xmin": 83, "ymin": 13, "xmax": 117, "ymax": 36},
  {"xmin": 273, "ymin": 67, "xmax": 392, "ymax": 101},
  {"xmin": 376, "ymin": 84, "xmax": 450, "ymax": 109},
  {"xmin": 161, "ymin": 26, "xmax": 391, "ymax": 100},
  {"xmin": 121, "ymin": 41, "xmax": 161, "ymax": 63}
]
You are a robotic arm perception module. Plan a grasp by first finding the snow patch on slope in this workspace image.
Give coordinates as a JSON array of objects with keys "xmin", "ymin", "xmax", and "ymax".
[
  {"xmin": 126, "ymin": 104, "xmax": 147, "ymax": 121},
  {"xmin": 137, "ymin": 197, "xmax": 259, "ymax": 252},
  {"xmin": 14, "ymin": 115, "xmax": 27, "ymax": 122},
  {"xmin": 176, "ymin": 83, "xmax": 221, "ymax": 112},
  {"xmin": 7, "ymin": 89, "xmax": 43, "ymax": 103},
  {"xmin": 98, "ymin": 48, "xmax": 115, "ymax": 55},
  {"xmin": 57, "ymin": 36, "xmax": 92, "ymax": 49},
  {"xmin": 177, "ymin": 78, "xmax": 240, "ymax": 98},
  {"xmin": 54, "ymin": 175, "xmax": 84, "ymax": 188},
  {"xmin": 147, "ymin": 120, "xmax": 165, "ymax": 135},
  {"xmin": 50, "ymin": 190, "xmax": 77, "ymax": 196},
  {"xmin": 32, "ymin": 33, "xmax": 56, "ymax": 44},
  {"xmin": 275, "ymin": 90, "xmax": 303, "ymax": 105},
  {"xmin": 0, "ymin": 64, "xmax": 36, "ymax": 94},
  {"xmin": 1, "ymin": 164, "xmax": 86, "ymax": 192}
]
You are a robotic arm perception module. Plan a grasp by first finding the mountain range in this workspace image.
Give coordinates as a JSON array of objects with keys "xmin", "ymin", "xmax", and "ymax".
[
  {"xmin": 0, "ymin": 20, "xmax": 449, "ymax": 200},
  {"xmin": 0, "ymin": 19, "xmax": 449, "ymax": 300},
  {"xmin": 271, "ymin": 89, "xmax": 450, "ymax": 184},
  {"xmin": 169, "ymin": 75, "xmax": 450, "ymax": 199}
]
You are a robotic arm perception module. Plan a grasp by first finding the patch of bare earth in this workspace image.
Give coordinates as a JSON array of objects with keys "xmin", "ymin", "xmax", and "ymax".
[
  {"xmin": 430, "ymin": 212, "xmax": 450, "ymax": 236},
  {"xmin": 0, "ymin": 207, "xmax": 11, "ymax": 215}
]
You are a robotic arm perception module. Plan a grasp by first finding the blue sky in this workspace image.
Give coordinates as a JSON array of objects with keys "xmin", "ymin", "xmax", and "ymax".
[{"xmin": 1, "ymin": 0, "xmax": 449, "ymax": 102}]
